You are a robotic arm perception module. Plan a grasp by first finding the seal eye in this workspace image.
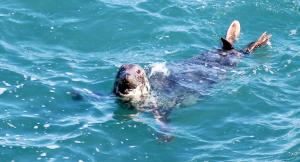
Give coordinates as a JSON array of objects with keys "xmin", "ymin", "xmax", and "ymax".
[
  {"xmin": 136, "ymin": 70, "xmax": 141, "ymax": 74},
  {"xmin": 119, "ymin": 66, "xmax": 127, "ymax": 72}
]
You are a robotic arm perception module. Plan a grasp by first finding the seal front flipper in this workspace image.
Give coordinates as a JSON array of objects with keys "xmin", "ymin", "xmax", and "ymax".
[
  {"xmin": 71, "ymin": 88, "xmax": 113, "ymax": 102},
  {"xmin": 152, "ymin": 108, "xmax": 174, "ymax": 142},
  {"xmin": 226, "ymin": 20, "xmax": 241, "ymax": 45},
  {"xmin": 244, "ymin": 32, "xmax": 272, "ymax": 53}
]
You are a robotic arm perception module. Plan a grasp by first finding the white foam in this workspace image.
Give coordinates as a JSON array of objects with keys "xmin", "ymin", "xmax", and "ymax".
[
  {"xmin": 2, "ymin": 81, "xmax": 11, "ymax": 86},
  {"xmin": 7, "ymin": 123, "xmax": 16, "ymax": 128},
  {"xmin": 46, "ymin": 145, "xmax": 60, "ymax": 149},
  {"xmin": 149, "ymin": 62, "xmax": 169, "ymax": 77},
  {"xmin": 43, "ymin": 124, "xmax": 50, "ymax": 128},
  {"xmin": 267, "ymin": 40, "xmax": 272, "ymax": 46},
  {"xmin": 0, "ymin": 88, "xmax": 7, "ymax": 95},
  {"xmin": 289, "ymin": 29, "xmax": 297, "ymax": 36},
  {"xmin": 95, "ymin": 147, "xmax": 100, "ymax": 152},
  {"xmin": 30, "ymin": 77, "xmax": 37, "ymax": 81},
  {"xmin": 65, "ymin": 72, "xmax": 73, "ymax": 76}
]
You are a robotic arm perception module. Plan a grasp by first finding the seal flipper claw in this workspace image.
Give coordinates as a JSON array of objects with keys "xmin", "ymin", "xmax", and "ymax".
[
  {"xmin": 226, "ymin": 20, "xmax": 241, "ymax": 45},
  {"xmin": 244, "ymin": 32, "xmax": 272, "ymax": 53}
]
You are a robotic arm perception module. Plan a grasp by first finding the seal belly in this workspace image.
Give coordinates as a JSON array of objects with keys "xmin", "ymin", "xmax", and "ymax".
[{"xmin": 148, "ymin": 49, "xmax": 242, "ymax": 108}]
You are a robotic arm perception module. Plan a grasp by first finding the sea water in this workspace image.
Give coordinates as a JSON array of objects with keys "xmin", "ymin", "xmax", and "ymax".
[{"xmin": 0, "ymin": 0, "xmax": 299, "ymax": 161}]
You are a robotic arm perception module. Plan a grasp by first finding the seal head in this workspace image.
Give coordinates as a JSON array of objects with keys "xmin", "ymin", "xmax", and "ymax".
[{"xmin": 113, "ymin": 64, "xmax": 150, "ymax": 101}]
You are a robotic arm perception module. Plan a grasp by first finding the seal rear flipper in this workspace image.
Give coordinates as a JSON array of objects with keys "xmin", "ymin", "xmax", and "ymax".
[
  {"xmin": 244, "ymin": 32, "xmax": 272, "ymax": 53},
  {"xmin": 221, "ymin": 37, "xmax": 234, "ymax": 51},
  {"xmin": 226, "ymin": 20, "xmax": 241, "ymax": 45}
]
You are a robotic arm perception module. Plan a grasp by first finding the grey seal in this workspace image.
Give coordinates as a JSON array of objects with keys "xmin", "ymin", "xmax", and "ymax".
[{"xmin": 113, "ymin": 20, "xmax": 271, "ymax": 124}]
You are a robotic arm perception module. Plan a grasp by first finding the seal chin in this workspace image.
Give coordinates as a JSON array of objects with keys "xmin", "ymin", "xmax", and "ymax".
[{"xmin": 117, "ymin": 78, "xmax": 138, "ymax": 94}]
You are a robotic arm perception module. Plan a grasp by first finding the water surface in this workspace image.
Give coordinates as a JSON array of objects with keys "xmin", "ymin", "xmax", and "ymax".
[{"xmin": 0, "ymin": 0, "xmax": 300, "ymax": 161}]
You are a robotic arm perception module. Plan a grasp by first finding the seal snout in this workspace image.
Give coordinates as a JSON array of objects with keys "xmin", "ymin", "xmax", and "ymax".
[
  {"xmin": 118, "ymin": 72, "xmax": 138, "ymax": 94},
  {"xmin": 119, "ymin": 71, "xmax": 137, "ymax": 85},
  {"xmin": 120, "ymin": 72, "xmax": 133, "ymax": 83}
]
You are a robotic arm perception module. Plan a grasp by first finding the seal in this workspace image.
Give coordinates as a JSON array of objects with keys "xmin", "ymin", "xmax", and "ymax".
[{"xmin": 113, "ymin": 20, "xmax": 271, "ymax": 123}]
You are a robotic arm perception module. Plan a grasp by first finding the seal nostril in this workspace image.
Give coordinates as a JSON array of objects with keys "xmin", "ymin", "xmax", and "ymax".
[
  {"xmin": 125, "ymin": 74, "xmax": 131, "ymax": 80},
  {"xmin": 120, "ymin": 73, "xmax": 132, "ymax": 85}
]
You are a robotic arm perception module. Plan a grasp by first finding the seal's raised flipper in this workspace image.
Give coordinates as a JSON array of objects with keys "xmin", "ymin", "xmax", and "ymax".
[
  {"xmin": 226, "ymin": 20, "xmax": 241, "ymax": 45},
  {"xmin": 244, "ymin": 32, "xmax": 272, "ymax": 53},
  {"xmin": 221, "ymin": 37, "xmax": 234, "ymax": 50}
]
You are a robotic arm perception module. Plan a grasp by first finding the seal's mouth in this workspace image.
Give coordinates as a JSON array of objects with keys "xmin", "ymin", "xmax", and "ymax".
[
  {"xmin": 117, "ymin": 78, "xmax": 138, "ymax": 95},
  {"xmin": 118, "ymin": 85, "xmax": 136, "ymax": 95}
]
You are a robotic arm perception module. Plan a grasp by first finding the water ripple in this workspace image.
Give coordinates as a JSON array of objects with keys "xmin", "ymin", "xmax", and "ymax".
[{"xmin": 0, "ymin": 0, "xmax": 299, "ymax": 161}]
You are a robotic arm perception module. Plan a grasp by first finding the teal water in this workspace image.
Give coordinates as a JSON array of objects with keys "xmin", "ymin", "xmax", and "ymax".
[{"xmin": 0, "ymin": 0, "xmax": 300, "ymax": 161}]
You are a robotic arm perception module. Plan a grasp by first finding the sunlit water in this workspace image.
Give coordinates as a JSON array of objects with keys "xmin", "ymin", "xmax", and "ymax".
[{"xmin": 0, "ymin": 0, "xmax": 299, "ymax": 161}]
